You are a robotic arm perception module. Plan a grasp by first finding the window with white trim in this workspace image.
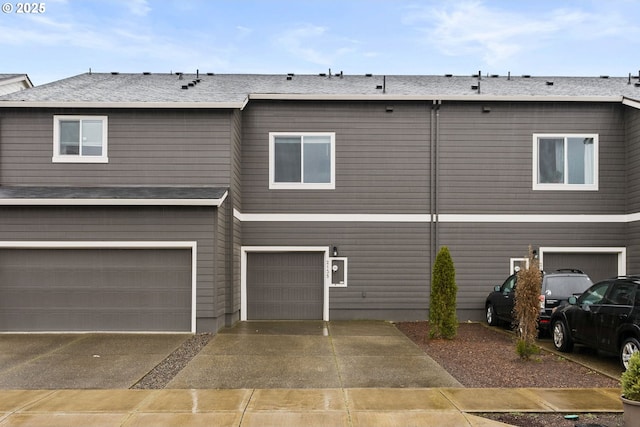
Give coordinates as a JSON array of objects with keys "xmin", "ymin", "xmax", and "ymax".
[
  {"xmin": 533, "ymin": 134, "xmax": 598, "ymax": 190},
  {"xmin": 53, "ymin": 116, "xmax": 108, "ymax": 163},
  {"xmin": 269, "ymin": 132, "xmax": 335, "ymax": 189}
]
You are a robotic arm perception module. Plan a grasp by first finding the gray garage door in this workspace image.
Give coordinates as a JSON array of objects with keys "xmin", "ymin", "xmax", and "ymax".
[
  {"xmin": 543, "ymin": 252, "xmax": 618, "ymax": 283},
  {"xmin": 0, "ymin": 248, "xmax": 192, "ymax": 332},
  {"xmin": 247, "ymin": 252, "xmax": 324, "ymax": 320}
]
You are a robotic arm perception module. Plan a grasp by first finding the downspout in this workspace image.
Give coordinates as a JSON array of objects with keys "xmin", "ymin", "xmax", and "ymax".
[{"xmin": 430, "ymin": 100, "xmax": 441, "ymax": 261}]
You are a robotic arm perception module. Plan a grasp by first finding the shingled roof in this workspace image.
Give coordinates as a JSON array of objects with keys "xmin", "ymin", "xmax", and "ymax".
[{"xmin": 1, "ymin": 72, "xmax": 640, "ymax": 107}]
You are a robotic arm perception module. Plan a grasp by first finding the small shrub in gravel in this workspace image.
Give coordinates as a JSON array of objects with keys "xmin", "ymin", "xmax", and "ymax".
[
  {"xmin": 429, "ymin": 246, "xmax": 458, "ymax": 339},
  {"xmin": 514, "ymin": 246, "xmax": 542, "ymax": 360}
]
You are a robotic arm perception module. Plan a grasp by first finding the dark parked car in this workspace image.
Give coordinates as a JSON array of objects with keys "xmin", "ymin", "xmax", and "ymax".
[
  {"xmin": 551, "ymin": 276, "xmax": 640, "ymax": 369},
  {"xmin": 485, "ymin": 269, "xmax": 593, "ymax": 333}
]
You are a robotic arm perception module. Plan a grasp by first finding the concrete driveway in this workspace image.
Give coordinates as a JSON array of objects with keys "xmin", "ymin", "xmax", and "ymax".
[
  {"xmin": 167, "ymin": 320, "xmax": 462, "ymax": 389},
  {"xmin": 0, "ymin": 334, "xmax": 189, "ymax": 389},
  {"xmin": 0, "ymin": 321, "xmax": 461, "ymax": 390}
]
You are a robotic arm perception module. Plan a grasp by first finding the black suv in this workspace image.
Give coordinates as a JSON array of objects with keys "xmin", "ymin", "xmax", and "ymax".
[
  {"xmin": 485, "ymin": 269, "xmax": 593, "ymax": 333},
  {"xmin": 550, "ymin": 276, "xmax": 640, "ymax": 369}
]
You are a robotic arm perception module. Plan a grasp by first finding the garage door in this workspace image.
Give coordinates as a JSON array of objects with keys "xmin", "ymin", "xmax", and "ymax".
[
  {"xmin": 543, "ymin": 252, "xmax": 618, "ymax": 283},
  {"xmin": 0, "ymin": 249, "xmax": 192, "ymax": 332},
  {"xmin": 247, "ymin": 252, "xmax": 323, "ymax": 320}
]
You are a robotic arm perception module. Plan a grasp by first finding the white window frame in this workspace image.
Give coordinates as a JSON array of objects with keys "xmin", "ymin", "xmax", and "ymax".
[
  {"xmin": 53, "ymin": 115, "xmax": 109, "ymax": 163},
  {"xmin": 532, "ymin": 133, "xmax": 598, "ymax": 191},
  {"xmin": 269, "ymin": 132, "xmax": 335, "ymax": 190}
]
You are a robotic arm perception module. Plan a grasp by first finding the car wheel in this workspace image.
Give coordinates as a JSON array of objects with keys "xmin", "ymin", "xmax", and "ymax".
[
  {"xmin": 486, "ymin": 304, "xmax": 498, "ymax": 326},
  {"xmin": 552, "ymin": 320, "xmax": 574, "ymax": 352},
  {"xmin": 620, "ymin": 337, "xmax": 640, "ymax": 370}
]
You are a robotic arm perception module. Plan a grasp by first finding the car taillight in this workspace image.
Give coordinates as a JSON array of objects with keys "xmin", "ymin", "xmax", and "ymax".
[{"xmin": 539, "ymin": 294, "xmax": 545, "ymax": 310}]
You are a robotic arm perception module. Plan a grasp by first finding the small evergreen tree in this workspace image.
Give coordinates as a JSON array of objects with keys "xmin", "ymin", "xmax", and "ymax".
[
  {"xmin": 514, "ymin": 246, "xmax": 542, "ymax": 359},
  {"xmin": 429, "ymin": 246, "xmax": 458, "ymax": 339},
  {"xmin": 622, "ymin": 351, "xmax": 640, "ymax": 401}
]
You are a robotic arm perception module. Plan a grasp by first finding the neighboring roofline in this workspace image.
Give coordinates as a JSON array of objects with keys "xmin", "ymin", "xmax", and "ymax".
[
  {"xmin": 623, "ymin": 97, "xmax": 640, "ymax": 110},
  {"xmin": 0, "ymin": 95, "xmax": 627, "ymax": 109},
  {"xmin": 248, "ymin": 93, "xmax": 624, "ymax": 103},
  {"xmin": 0, "ymin": 74, "xmax": 33, "ymax": 89},
  {"xmin": 0, "ymin": 101, "xmax": 244, "ymax": 109}
]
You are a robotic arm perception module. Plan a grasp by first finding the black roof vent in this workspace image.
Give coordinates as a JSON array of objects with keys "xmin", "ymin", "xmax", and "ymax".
[
  {"xmin": 111, "ymin": 72, "xmax": 119, "ymax": 75},
  {"xmin": 635, "ymin": 82, "xmax": 640, "ymax": 87},
  {"xmin": 181, "ymin": 85, "xmax": 189, "ymax": 90},
  {"xmin": 546, "ymin": 81, "xmax": 554, "ymax": 86},
  {"xmin": 600, "ymin": 75, "xmax": 609, "ymax": 79},
  {"xmin": 444, "ymin": 74, "xmax": 453, "ymax": 77},
  {"xmin": 286, "ymin": 75, "xmax": 293, "ymax": 81},
  {"xmin": 143, "ymin": 72, "xmax": 151, "ymax": 75},
  {"xmin": 319, "ymin": 73, "xmax": 326, "ymax": 77},
  {"xmin": 471, "ymin": 84, "xmax": 479, "ymax": 90},
  {"xmin": 522, "ymin": 75, "xmax": 531, "ymax": 78},
  {"xmin": 490, "ymin": 74, "xmax": 499, "ymax": 78},
  {"xmin": 207, "ymin": 72, "xmax": 214, "ymax": 76},
  {"xmin": 365, "ymin": 73, "xmax": 373, "ymax": 77},
  {"xmin": 188, "ymin": 82, "xmax": 195, "ymax": 87}
]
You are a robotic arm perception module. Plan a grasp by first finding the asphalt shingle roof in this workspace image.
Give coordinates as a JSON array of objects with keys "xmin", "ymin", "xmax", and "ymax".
[{"xmin": 1, "ymin": 72, "xmax": 640, "ymax": 105}]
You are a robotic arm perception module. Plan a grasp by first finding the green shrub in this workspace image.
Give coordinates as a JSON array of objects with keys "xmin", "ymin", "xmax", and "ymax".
[
  {"xmin": 429, "ymin": 246, "xmax": 458, "ymax": 339},
  {"xmin": 622, "ymin": 351, "xmax": 640, "ymax": 401},
  {"xmin": 516, "ymin": 338, "xmax": 540, "ymax": 360},
  {"xmin": 514, "ymin": 246, "xmax": 542, "ymax": 360}
]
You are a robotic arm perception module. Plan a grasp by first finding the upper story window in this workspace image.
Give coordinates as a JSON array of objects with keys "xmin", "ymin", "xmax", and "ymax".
[
  {"xmin": 532, "ymin": 134, "xmax": 598, "ymax": 191},
  {"xmin": 53, "ymin": 116, "xmax": 108, "ymax": 163},
  {"xmin": 269, "ymin": 132, "xmax": 335, "ymax": 189}
]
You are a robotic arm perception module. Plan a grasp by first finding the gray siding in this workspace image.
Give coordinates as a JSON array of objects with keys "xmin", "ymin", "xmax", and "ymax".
[
  {"xmin": 626, "ymin": 106, "xmax": 640, "ymax": 213},
  {"xmin": 0, "ymin": 206, "xmax": 222, "ymax": 331},
  {"xmin": 439, "ymin": 222, "xmax": 627, "ymax": 320},
  {"xmin": 627, "ymin": 106, "xmax": 640, "ymax": 273},
  {"xmin": 242, "ymin": 221, "xmax": 430, "ymax": 320},
  {"xmin": 241, "ymin": 101, "xmax": 431, "ymax": 214},
  {"xmin": 438, "ymin": 102, "xmax": 626, "ymax": 214},
  {"xmin": 0, "ymin": 108, "xmax": 233, "ymax": 186}
]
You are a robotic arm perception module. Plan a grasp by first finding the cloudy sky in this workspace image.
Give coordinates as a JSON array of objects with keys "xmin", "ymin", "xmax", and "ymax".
[{"xmin": 2, "ymin": 0, "xmax": 639, "ymax": 85}]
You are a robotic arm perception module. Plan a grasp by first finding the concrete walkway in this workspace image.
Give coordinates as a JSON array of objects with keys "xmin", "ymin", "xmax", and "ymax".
[
  {"xmin": 0, "ymin": 321, "xmax": 625, "ymax": 426},
  {"xmin": 0, "ymin": 387, "xmax": 623, "ymax": 426}
]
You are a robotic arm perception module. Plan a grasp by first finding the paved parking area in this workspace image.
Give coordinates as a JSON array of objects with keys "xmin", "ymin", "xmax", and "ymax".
[
  {"xmin": 0, "ymin": 334, "xmax": 189, "ymax": 389},
  {"xmin": 166, "ymin": 320, "xmax": 462, "ymax": 389}
]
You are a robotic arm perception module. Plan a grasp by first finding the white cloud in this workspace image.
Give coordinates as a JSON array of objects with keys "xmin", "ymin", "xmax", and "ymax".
[
  {"xmin": 404, "ymin": 1, "xmax": 640, "ymax": 67},
  {"xmin": 273, "ymin": 23, "xmax": 358, "ymax": 67},
  {"xmin": 126, "ymin": 0, "xmax": 151, "ymax": 17}
]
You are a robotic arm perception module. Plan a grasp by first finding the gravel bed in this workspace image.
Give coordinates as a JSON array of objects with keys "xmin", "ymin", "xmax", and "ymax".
[
  {"xmin": 131, "ymin": 333, "xmax": 213, "ymax": 389},
  {"xmin": 396, "ymin": 321, "xmax": 623, "ymax": 426}
]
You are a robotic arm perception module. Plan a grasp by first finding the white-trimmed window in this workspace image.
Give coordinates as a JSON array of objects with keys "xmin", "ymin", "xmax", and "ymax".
[
  {"xmin": 269, "ymin": 132, "xmax": 335, "ymax": 189},
  {"xmin": 53, "ymin": 116, "xmax": 108, "ymax": 163},
  {"xmin": 533, "ymin": 133, "xmax": 598, "ymax": 191}
]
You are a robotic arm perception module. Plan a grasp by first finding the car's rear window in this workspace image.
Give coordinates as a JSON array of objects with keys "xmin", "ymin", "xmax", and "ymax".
[{"xmin": 544, "ymin": 276, "xmax": 593, "ymax": 297}]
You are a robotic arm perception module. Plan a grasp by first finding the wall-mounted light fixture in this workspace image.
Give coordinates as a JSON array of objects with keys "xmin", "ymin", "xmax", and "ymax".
[{"xmin": 332, "ymin": 246, "xmax": 339, "ymax": 257}]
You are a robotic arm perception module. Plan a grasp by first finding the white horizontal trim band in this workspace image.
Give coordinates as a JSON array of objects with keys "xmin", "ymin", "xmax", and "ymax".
[
  {"xmin": 0, "ymin": 191, "xmax": 228, "ymax": 207},
  {"xmin": 234, "ymin": 210, "xmax": 432, "ymax": 222},
  {"xmin": 235, "ymin": 210, "xmax": 640, "ymax": 223}
]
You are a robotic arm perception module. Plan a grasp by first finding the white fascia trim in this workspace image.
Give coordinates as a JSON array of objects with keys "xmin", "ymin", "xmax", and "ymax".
[
  {"xmin": 0, "ymin": 101, "xmax": 244, "ymax": 109},
  {"xmin": 249, "ymin": 94, "xmax": 623, "ymax": 103},
  {"xmin": 0, "ymin": 240, "xmax": 198, "ymax": 333},
  {"xmin": 233, "ymin": 210, "xmax": 431, "ymax": 222},
  {"xmin": 241, "ymin": 246, "xmax": 330, "ymax": 322},
  {"xmin": 0, "ymin": 192, "xmax": 228, "ymax": 207},
  {"xmin": 623, "ymin": 97, "xmax": 640, "ymax": 110}
]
